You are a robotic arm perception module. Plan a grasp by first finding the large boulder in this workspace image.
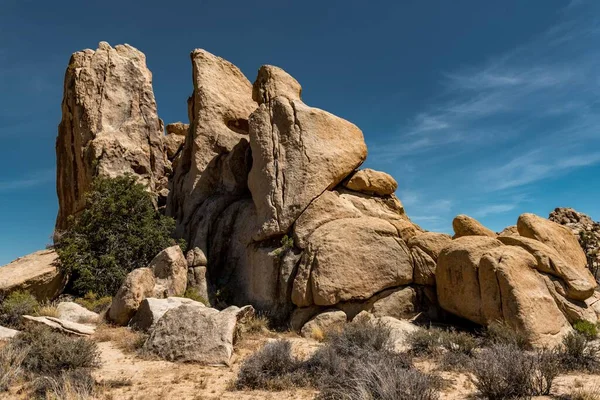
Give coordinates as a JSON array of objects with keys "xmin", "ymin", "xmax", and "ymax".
[
  {"xmin": 144, "ymin": 304, "xmax": 254, "ymax": 365},
  {"xmin": 292, "ymin": 217, "xmax": 412, "ymax": 307},
  {"xmin": 130, "ymin": 297, "xmax": 203, "ymax": 331},
  {"xmin": 452, "ymin": 215, "xmax": 496, "ymax": 238},
  {"xmin": 517, "ymin": 213, "xmax": 589, "ymax": 272},
  {"xmin": 149, "ymin": 245, "xmax": 188, "ymax": 298},
  {"xmin": 108, "ymin": 268, "xmax": 155, "ymax": 326},
  {"xmin": 478, "ymin": 247, "xmax": 572, "ymax": 348},
  {"xmin": 167, "ymin": 49, "xmax": 257, "ymax": 246},
  {"xmin": 436, "ymin": 236, "xmax": 504, "ymax": 324},
  {"xmin": 0, "ymin": 250, "xmax": 66, "ymax": 302},
  {"xmin": 343, "ymin": 169, "xmax": 398, "ymax": 196},
  {"xmin": 408, "ymin": 232, "xmax": 452, "ymax": 285},
  {"xmin": 499, "ymin": 236, "xmax": 596, "ymax": 300},
  {"xmin": 248, "ymin": 65, "xmax": 367, "ymax": 240},
  {"xmin": 56, "ymin": 42, "xmax": 168, "ymax": 230}
]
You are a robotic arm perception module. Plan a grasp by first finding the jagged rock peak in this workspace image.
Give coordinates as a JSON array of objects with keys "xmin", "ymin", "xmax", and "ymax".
[
  {"xmin": 252, "ymin": 65, "xmax": 302, "ymax": 105},
  {"xmin": 55, "ymin": 41, "xmax": 168, "ymax": 230}
]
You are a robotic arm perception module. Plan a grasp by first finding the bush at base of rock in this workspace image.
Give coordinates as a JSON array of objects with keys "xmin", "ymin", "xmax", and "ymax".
[
  {"xmin": 0, "ymin": 291, "xmax": 39, "ymax": 328},
  {"xmin": 55, "ymin": 175, "xmax": 181, "ymax": 298}
]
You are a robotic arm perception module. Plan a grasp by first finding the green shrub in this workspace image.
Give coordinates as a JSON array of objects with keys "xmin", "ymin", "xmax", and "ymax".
[
  {"xmin": 55, "ymin": 175, "xmax": 181, "ymax": 297},
  {"xmin": 183, "ymin": 288, "xmax": 209, "ymax": 306},
  {"xmin": 13, "ymin": 326, "xmax": 99, "ymax": 375},
  {"xmin": 557, "ymin": 332, "xmax": 600, "ymax": 372},
  {"xmin": 0, "ymin": 291, "xmax": 39, "ymax": 328},
  {"xmin": 483, "ymin": 320, "xmax": 531, "ymax": 350},
  {"xmin": 74, "ymin": 291, "xmax": 113, "ymax": 313},
  {"xmin": 573, "ymin": 320, "xmax": 598, "ymax": 340}
]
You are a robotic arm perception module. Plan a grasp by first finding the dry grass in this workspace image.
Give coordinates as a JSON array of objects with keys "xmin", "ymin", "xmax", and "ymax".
[
  {"xmin": 93, "ymin": 325, "xmax": 147, "ymax": 354},
  {"xmin": 566, "ymin": 385, "xmax": 600, "ymax": 400},
  {"xmin": 36, "ymin": 303, "xmax": 59, "ymax": 318},
  {"xmin": 310, "ymin": 326, "xmax": 325, "ymax": 342},
  {"xmin": 0, "ymin": 342, "xmax": 27, "ymax": 391}
]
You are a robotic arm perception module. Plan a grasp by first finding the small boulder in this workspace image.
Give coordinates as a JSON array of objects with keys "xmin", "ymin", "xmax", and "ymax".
[
  {"xmin": 186, "ymin": 247, "xmax": 208, "ymax": 267},
  {"xmin": 343, "ymin": 169, "xmax": 398, "ymax": 196},
  {"xmin": 300, "ymin": 310, "xmax": 347, "ymax": 339},
  {"xmin": 452, "ymin": 215, "xmax": 496, "ymax": 238},
  {"xmin": 0, "ymin": 326, "xmax": 19, "ymax": 340},
  {"xmin": 370, "ymin": 286, "xmax": 418, "ymax": 319},
  {"xmin": 0, "ymin": 250, "xmax": 66, "ymax": 302},
  {"xmin": 144, "ymin": 304, "xmax": 254, "ymax": 365},
  {"xmin": 56, "ymin": 302, "xmax": 99, "ymax": 324},
  {"xmin": 165, "ymin": 122, "xmax": 189, "ymax": 136},
  {"xmin": 130, "ymin": 297, "xmax": 203, "ymax": 332},
  {"xmin": 108, "ymin": 268, "xmax": 156, "ymax": 326},
  {"xmin": 150, "ymin": 246, "xmax": 188, "ymax": 298}
]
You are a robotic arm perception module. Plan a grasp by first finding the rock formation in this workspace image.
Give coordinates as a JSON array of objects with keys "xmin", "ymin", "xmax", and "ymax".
[{"xmin": 55, "ymin": 42, "xmax": 169, "ymax": 230}]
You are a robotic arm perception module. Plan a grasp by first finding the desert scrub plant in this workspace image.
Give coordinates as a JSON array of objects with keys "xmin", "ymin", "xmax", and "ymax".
[
  {"xmin": 35, "ymin": 302, "xmax": 59, "ymax": 318},
  {"xmin": 0, "ymin": 342, "xmax": 27, "ymax": 392},
  {"xmin": 183, "ymin": 287, "xmax": 209, "ymax": 306},
  {"xmin": 573, "ymin": 320, "xmax": 599, "ymax": 340},
  {"xmin": 557, "ymin": 332, "xmax": 600, "ymax": 372},
  {"xmin": 55, "ymin": 175, "xmax": 181, "ymax": 297},
  {"xmin": 32, "ymin": 368, "xmax": 96, "ymax": 399},
  {"xmin": 269, "ymin": 235, "xmax": 294, "ymax": 257},
  {"xmin": 471, "ymin": 344, "xmax": 560, "ymax": 399},
  {"xmin": 406, "ymin": 326, "xmax": 478, "ymax": 370},
  {"xmin": 13, "ymin": 325, "xmax": 99, "ymax": 375},
  {"xmin": 235, "ymin": 340, "xmax": 307, "ymax": 390},
  {"xmin": 567, "ymin": 385, "xmax": 600, "ymax": 400},
  {"xmin": 483, "ymin": 320, "xmax": 531, "ymax": 350},
  {"xmin": 74, "ymin": 291, "xmax": 112, "ymax": 313},
  {"xmin": 0, "ymin": 290, "xmax": 39, "ymax": 328}
]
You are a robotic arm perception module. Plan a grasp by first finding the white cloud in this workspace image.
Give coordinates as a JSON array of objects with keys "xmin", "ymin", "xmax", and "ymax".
[
  {"xmin": 0, "ymin": 169, "xmax": 54, "ymax": 191},
  {"xmin": 471, "ymin": 204, "xmax": 517, "ymax": 218}
]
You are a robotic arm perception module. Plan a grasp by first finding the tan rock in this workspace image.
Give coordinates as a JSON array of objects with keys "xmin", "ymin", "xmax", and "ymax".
[
  {"xmin": 108, "ymin": 268, "xmax": 156, "ymax": 326},
  {"xmin": 165, "ymin": 122, "xmax": 188, "ymax": 136},
  {"xmin": 248, "ymin": 67, "xmax": 367, "ymax": 240},
  {"xmin": 540, "ymin": 275, "xmax": 598, "ymax": 325},
  {"xmin": 499, "ymin": 236, "xmax": 596, "ymax": 300},
  {"xmin": 353, "ymin": 311, "xmax": 420, "ymax": 352},
  {"xmin": 370, "ymin": 286, "xmax": 418, "ymax": 319},
  {"xmin": 436, "ymin": 236, "xmax": 503, "ymax": 324},
  {"xmin": 498, "ymin": 225, "xmax": 519, "ymax": 237},
  {"xmin": 56, "ymin": 42, "xmax": 168, "ymax": 230},
  {"xmin": 290, "ymin": 306, "xmax": 323, "ymax": 332},
  {"xmin": 452, "ymin": 215, "xmax": 496, "ymax": 238},
  {"xmin": 144, "ymin": 304, "xmax": 254, "ymax": 365},
  {"xmin": 164, "ymin": 133, "xmax": 185, "ymax": 160},
  {"xmin": 479, "ymin": 247, "xmax": 572, "ymax": 348},
  {"xmin": 0, "ymin": 326, "xmax": 19, "ymax": 340},
  {"xmin": 186, "ymin": 266, "xmax": 209, "ymax": 304},
  {"xmin": 56, "ymin": 302, "xmax": 99, "ymax": 324},
  {"xmin": 186, "ymin": 247, "xmax": 207, "ymax": 267},
  {"xmin": 167, "ymin": 49, "xmax": 257, "ymax": 242},
  {"xmin": 518, "ymin": 213, "xmax": 589, "ymax": 272},
  {"xmin": 252, "ymin": 65, "xmax": 302, "ymax": 105},
  {"xmin": 300, "ymin": 309, "xmax": 347, "ymax": 339},
  {"xmin": 130, "ymin": 297, "xmax": 203, "ymax": 332},
  {"xmin": 292, "ymin": 217, "xmax": 412, "ymax": 307},
  {"xmin": 150, "ymin": 246, "xmax": 188, "ymax": 298},
  {"xmin": 0, "ymin": 250, "xmax": 66, "ymax": 302},
  {"xmin": 408, "ymin": 232, "xmax": 452, "ymax": 285},
  {"xmin": 343, "ymin": 169, "xmax": 398, "ymax": 196},
  {"xmin": 23, "ymin": 315, "xmax": 96, "ymax": 336}
]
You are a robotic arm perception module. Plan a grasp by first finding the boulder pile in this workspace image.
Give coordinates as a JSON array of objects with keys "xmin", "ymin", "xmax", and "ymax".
[{"xmin": 2, "ymin": 42, "xmax": 595, "ymax": 350}]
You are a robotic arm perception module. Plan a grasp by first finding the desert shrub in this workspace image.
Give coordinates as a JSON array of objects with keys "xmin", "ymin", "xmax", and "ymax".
[
  {"xmin": 183, "ymin": 288, "xmax": 209, "ymax": 306},
  {"xmin": 13, "ymin": 326, "xmax": 99, "ymax": 375},
  {"xmin": 36, "ymin": 303, "xmax": 59, "ymax": 318},
  {"xmin": 557, "ymin": 332, "xmax": 600, "ymax": 372},
  {"xmin": 55, "ymin": 175, "xmax": 181, "ymax": 297},
  {"xmin": 325, "ymin": 319, "xmax": 394, "ymax": 356},
  {"xmin": 471, "ymin": 344, "xmax": 559, "ymax": 399},
  {"xmin": 484, "ymin": 320, "xmax": 531, "ymax": 350},
  {"xmin": 573, "ymin": 320, "xmax": 599, "ymax": 340},
  {"xmin": 567, "ymin": 386, "xmax": 600, "ymax": 400},
  {"xmin": 406, "ymin": 326, "xmax": 478, "ymax": 369},
  {"xmin": 32, "ymin": 368, "xmax": 96, "ymax": 399},
  {"xmin": 0, "ymin": 291, "xmax": 39, "ymax": 328},
  {"xmin": 74, "ymin": 291, "xmax": 112, "ymax": 313},
  {"xmin": 235, "ymin": 340, "xmax": 307, "ymax": 390},
  {"xmin": 0, "ymin": 343, "xmax": 27, "ymax": 391}
]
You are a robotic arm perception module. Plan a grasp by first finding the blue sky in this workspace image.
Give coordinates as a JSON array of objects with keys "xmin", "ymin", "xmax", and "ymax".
[{"xmin": 1, "ymin": 0, "xmax": 599, "ymax": 265}]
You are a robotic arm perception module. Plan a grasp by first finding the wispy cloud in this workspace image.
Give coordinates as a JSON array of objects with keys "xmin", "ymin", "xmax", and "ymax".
[
  {"xmin": 0, "ymin": 169, "xmax": 54, "ymax": 191},
  {"xmin": 471, "ymin": 204, "xmax": 517, "ymax": 218}
]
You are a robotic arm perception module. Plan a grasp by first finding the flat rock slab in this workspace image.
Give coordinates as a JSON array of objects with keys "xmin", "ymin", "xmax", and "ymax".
[
  {"xmin": 56, "ymin": 302, "xmax": 99, "ymax": 324},
  {"xmin": 0, "ymin": 325, "xmax": 19, "ymax": 340},
  {"xmin": 23, "ymin": 315, "xmax": 95, "ymax": 336}
]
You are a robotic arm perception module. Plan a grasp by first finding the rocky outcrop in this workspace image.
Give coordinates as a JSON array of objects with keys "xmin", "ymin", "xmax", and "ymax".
[
  {"xmin": 452, "ymin": 215, "xmax": 496, "ymax": 238},
  {"xmin": 408, "ymin": 232, "xmax": 452, "ymax": 285},
  {"xmin": 0, "ymin": 250, "xmax": 66, "ymax": 302},
  {"xmin": 343, "ymin": 169, "xmax": 398, "ymax": 196},
  {"xmin": 56, "ymin": 42, "xmax": 168, "ymax": 230},
  {"xmin": 248, "ymin": 65, "xmax": 367, "ymax": 240},
  {"xmin": 108, "ymin": 245, "xmax": 187, "ymax": 325},
  {"xmin": 144, "ymin": 304, "xmax": 254, "ymax": 365}
]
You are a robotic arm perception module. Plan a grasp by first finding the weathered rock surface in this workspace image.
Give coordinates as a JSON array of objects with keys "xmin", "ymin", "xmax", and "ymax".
[
  {"xmin": 23, "ymin": 315, "xmax": 96, "ymax": 336},
  {"xmin": 436, "ymin": 236, "xmax": 504, "ymax": 324},
  {"xmin": 292, "ymin": 217, "xmax": 412, "ymax": 307},
  {"xmin": 498, "ymin": 225, "xmax": 519, "ymax": 237},
  {"xmin": 56, "ymin": 42, "xmax": 168, "ymax": 230},
  {"xmin": 56, "ymin": 302, "xmax": 99, "ymax": 324},
  {"xmin": 518, "ymin": 213, "xmax": 589, "ymax": 272},
  {"xmin": 167, "ymin": 49, "xmax": 256, "ymax": 248},
  {"xmin": 370, "ymin": 286, "xmax": 418, "ymax": 319},
  {"xmin": 109, "ymin": 268, "xmax": 155, "ymax": 326},
  {"xmin": 408, "ymin": 232, "xmax": 452, "ymax": 285},
  {"xmin": 0, "ymin": 250, "xmax": 66, "ymax": 302},
  {"xmin": 499, "ymin": 235, "xmax": 596, "ymax": 300},
  {"xmin": 343, "ymin": 168, "xmax": 398, "ymax": 196},
  {"xmin": 300, "ymin": 309, "xmax": 346, "ymax": 339},
  {"xmin": 130, "ymin": 297, "xmax": 202, "ymax": 331},
  {"xmin": 452, "ymin": 215, "xmax": 496, "ymax": 238},
  {"xmin": 144, "ymin": 304, "xmax": 254, "ymax": 365},
  {"xmin": 353, "ymin": 311, "xmax": 420, "ymax": 352},
  {"xmin": 248, "ymin": 66, "xmax": 367, "ymax": 240},
  {"xmin": 0, "ymin": 326, "xmax": 19, "ymax": 340},
  {"xmin": 149, "ymin": 245, "xmax": 188, "ymax": 298},
  {"xmin": 478, "ymin": 247, "xmax": 572, "ymax": 348}
]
